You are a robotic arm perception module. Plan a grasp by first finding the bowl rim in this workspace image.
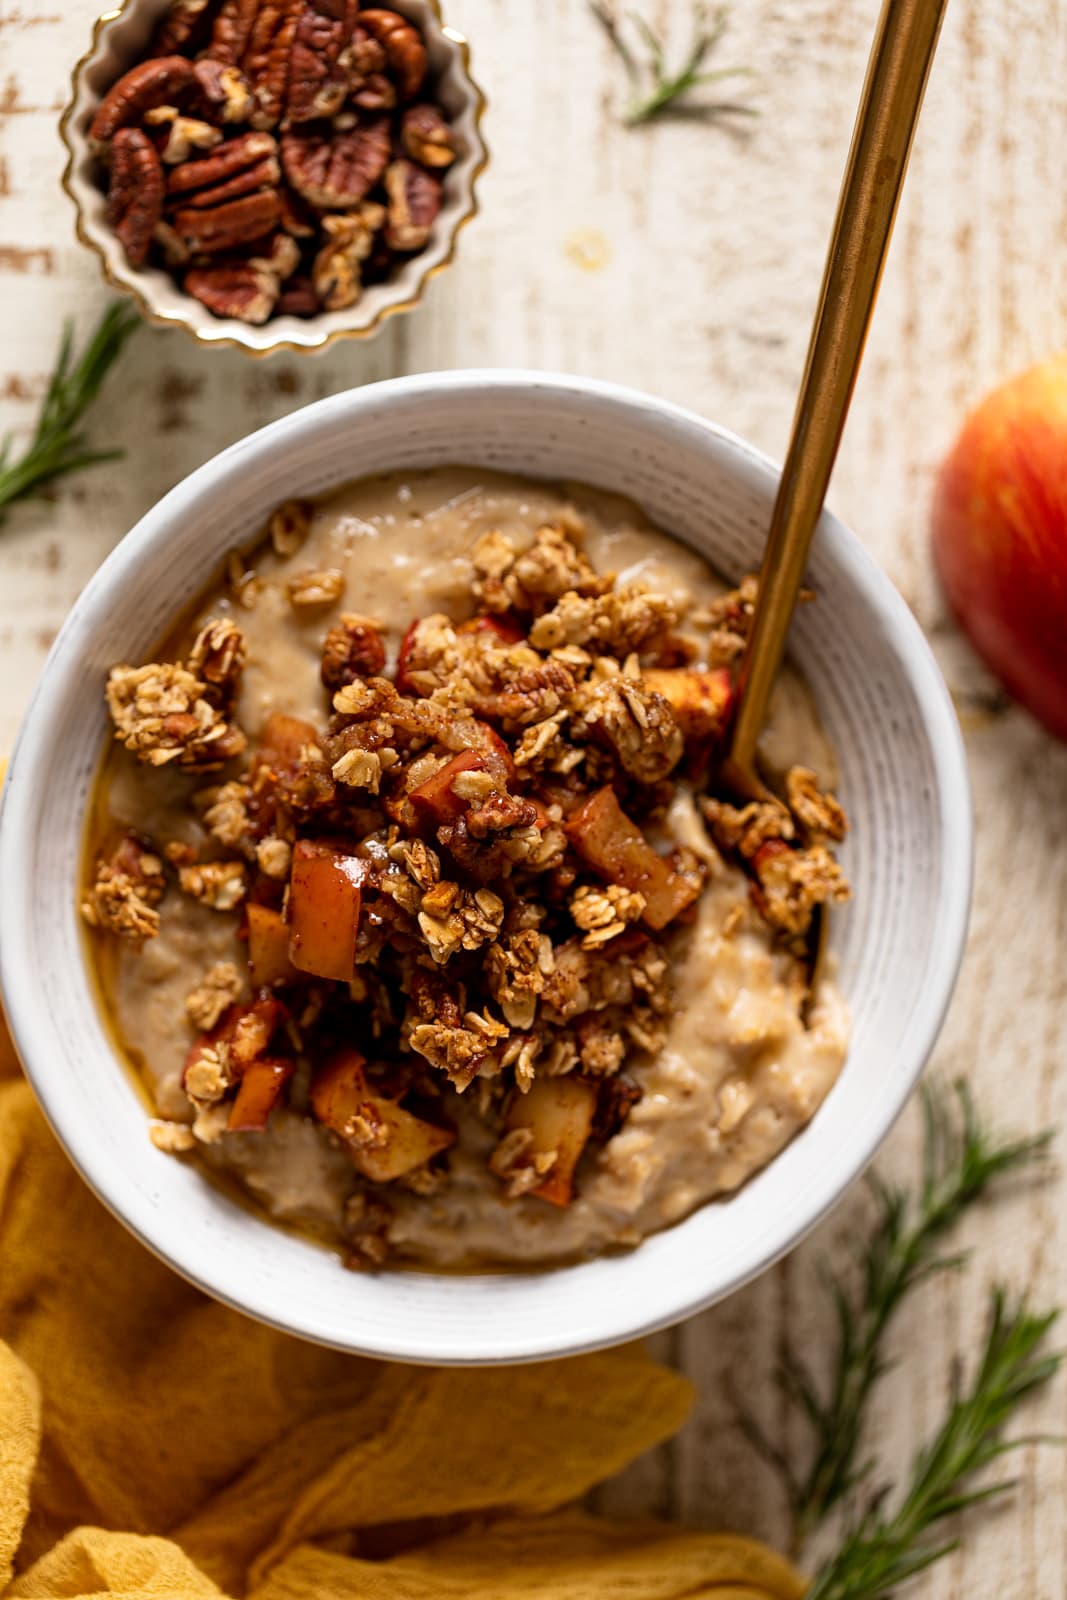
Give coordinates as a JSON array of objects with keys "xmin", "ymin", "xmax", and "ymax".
[
  {"xmin": 58, "ymin": 0, "xmax": 489, "ymax": 358},
  {"xmin": 0, "ymin": 370, "xmax": 974, "ymax": 1362}
]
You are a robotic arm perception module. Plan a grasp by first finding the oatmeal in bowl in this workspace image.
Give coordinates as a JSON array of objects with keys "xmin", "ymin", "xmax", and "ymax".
[
  {"xmin": 84, "ymin": 469, "xmax": 851, "ymax": 1269},
  {"xmin": 0, "ymin": 373, "xmax": 970, "ymax": 1360}
]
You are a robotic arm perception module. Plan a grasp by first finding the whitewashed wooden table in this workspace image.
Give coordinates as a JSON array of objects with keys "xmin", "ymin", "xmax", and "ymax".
[{"xmin": 2, "ymin": 0, "xmax": 1066, "ymax": 1592}]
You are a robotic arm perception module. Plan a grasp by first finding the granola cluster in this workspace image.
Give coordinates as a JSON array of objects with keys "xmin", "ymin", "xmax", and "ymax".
[
  {"xmin": 85, "ymin": 507, "xmax": 851, "ymax": 1256},
  {"xmin": 87, "ymin": 1, "xmax": 461, "ymax": 324}
]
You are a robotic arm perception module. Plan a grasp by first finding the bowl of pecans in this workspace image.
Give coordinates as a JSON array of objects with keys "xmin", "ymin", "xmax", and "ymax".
[
  {"xmin": 59, "ymin": 0, "xmax": 486, "ymax": 354},
  {"xmin": 0, "ymin": 373, "xmax": 972, "ymax": 1362}
]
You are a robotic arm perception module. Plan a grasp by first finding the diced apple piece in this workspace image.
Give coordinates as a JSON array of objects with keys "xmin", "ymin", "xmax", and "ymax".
[
  {"xmin": 471, "ymin": 720, "xmax": 518, "ymax": 786},
  {"xmin": 641, "ymin": 667, "xmax": 733, "ymax": 741},
  {"xmin": 310, "ymin": 1049, "xmax": 455, "ymax": 1182},
  {"xmin": 505, "ymin": 1074, "xmax": 598, "ymax": 1207},
  {"xmin": 287, "ymin": 839, "xmax": 363, "ymax": 983},
  {"xmin": 408, "ymin": 750, "xmax": 491, "ymax": 827},
  {"xmin": 565, "ymin": 786, "xmax": 700, "ymax": 931},
  {"xmin": 394, "ymin": 618, "xmax": 422, "ymax": 692},
  {"xmin": 247, "ymin": 903, "xmax": 297, "ymax": 987},
  {"xmin": 227, "ymin": 1056, "xmax": 295, "ymax": 1132},
  {"xmin": 257, "ymin": 712, "xmax": 321, "ymax": 770}
]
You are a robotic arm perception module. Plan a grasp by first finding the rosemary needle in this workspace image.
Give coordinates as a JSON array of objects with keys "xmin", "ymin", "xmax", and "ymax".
[{"xmin": 0, "ymin": 303, "xmax": 140, "ymax": 525}]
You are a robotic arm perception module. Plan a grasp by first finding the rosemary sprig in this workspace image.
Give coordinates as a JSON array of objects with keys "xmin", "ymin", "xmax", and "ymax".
[
  {"xmin": 589, "ymin": 0, "xmax": 756, "ymax": 126},
  {"xmin": 0, "ymin": 303, "xmax": 140, "ymax": 525},
  {"xmin": 807, "ymin": 1291, "xmax": 1061, "ymax": 1600},
  {"xmin": 740, "ymin": 1079, "xmax": 1053, "ymax": 1545}
]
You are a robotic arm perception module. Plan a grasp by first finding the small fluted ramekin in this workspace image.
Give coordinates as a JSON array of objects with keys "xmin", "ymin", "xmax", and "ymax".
[{"xmin": 59, "ymin": 0, "xmax": 487, "ymax": 357}]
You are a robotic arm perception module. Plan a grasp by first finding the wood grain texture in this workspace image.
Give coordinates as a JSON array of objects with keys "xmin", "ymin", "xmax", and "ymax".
[{"xmin": 2, "ymin": 0, "xmax": 1066, "ymax": 1592}]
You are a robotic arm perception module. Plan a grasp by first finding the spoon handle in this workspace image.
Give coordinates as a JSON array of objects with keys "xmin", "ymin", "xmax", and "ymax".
[{"xmin": 728, "ymin": 0, "xmax": 949, "ymax": 780}]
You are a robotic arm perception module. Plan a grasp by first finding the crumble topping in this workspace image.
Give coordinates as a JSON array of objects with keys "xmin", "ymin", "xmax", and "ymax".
[{"xmin": 84, "ymin": 494, "xmax": 850, "ymax": 1263}]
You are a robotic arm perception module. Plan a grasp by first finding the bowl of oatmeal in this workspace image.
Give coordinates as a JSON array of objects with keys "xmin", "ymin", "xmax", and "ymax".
[{"xmin": 0, "ymin": 372, "xmax": 971, "ymax": 1361}]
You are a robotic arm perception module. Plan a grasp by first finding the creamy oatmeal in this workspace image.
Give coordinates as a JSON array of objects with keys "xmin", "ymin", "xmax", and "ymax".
[{"xmin": 82, "ymin": 469, "xmax": 850, "ymax": 1269}]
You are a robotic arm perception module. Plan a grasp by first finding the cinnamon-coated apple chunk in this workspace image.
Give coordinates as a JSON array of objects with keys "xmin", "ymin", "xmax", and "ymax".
[
  {"xmin": 287, "ymin": 839, "xmax": 363, "ymax": 983},
  {"xmin": 228, "ymin": 1057, "xmax": 295, "ymax": 1132},
  {"xmin": 310, "ymin": 1048, "xmax": 455, "ymax": 1182},
  {"xmin": 246, "ymin": 903, "xmax": 297, "ymax": 986},
  {"xmin": 641, "ymin": 667, "xmax": 732, "ymax": 741},
  {"xmin": 505, "ymin": 1075, "xmax": 598, "ymax": 1207},
  {"xmin": 408, "ymin": 749, "xmax": 493, "ymax": 828},
  {"xmin": 565, "ymin": 786, "xmax": 700, "ymax": 931}
]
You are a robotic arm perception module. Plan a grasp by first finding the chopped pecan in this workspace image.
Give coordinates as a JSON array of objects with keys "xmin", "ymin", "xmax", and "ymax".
[
  {"xmin": 185, "ymin": 259, "xmax": 280, "ymax": 323},
  {"xmin": 570, "ymin": 882, "xmax": 646, "ymax": 949},
  {"xmin": 591, "ymin": 1072, "xmax": 643, "ymax": 1141},
  {"xmin": 89, "ymin": 56, "xmax": 196, "ymax": 153},
  {"xmin": 286, "ymin": 566, "xmax": 346, "ymax": 608},
  {"xmin": 186, "ymin": 960, "xmax": 242, "ymax": 1030},
  {"xmin": 187, "ymin": 618, "xmax": 246, "ymax": 706},
  {"xmin": 287, "ymin": 0, "xmax": 359, "ymax": 121},
  {"xmin": 191, "ymin": 59, "xmax": 255, "ymax": 123},
  {"xmin": 173, "ymin": 188, "xmax": 282, "ymax": 254},
  {"xmin": 321, "ymin": 613, "xmax": 387, "ymax": 688},
  {"xmin": 106, "ymin": 129, "xmax": 164, "ymax": 269},
  {"xmin": 311, "ymin": 209, "xmax": 382, "ymax": 310},
  {"xmin": 401, "ymin": 103, "xmax": 458, "ymax": 168},
  {"xmin": 81, "ymin": 834, "xmax": 166, "ymax": 940},
  {"xmin": 358, "ymin": 8, "xmax": 427, "ymax": 99},
  {"xmin": 248, "ymin": 231, "xmax": 301, "ymax": 280},
  {"xmin": 178, "ymin": 859, "xmax": 248, "ymax": 910},
  {"xmin": 785, "ymin": 766, "xmax": 848, "ymax": 843},
  {"xmin": 280, "ymin": 116, "xmax": 391, "ymax": 208},
  {"xmin": 383, "ymin": 158, "xmax": 440, "ymax": 250},
  {"xmin": 150, "ymin": 0, "xmax": 215, "ymax": 57},
  {"xmin": 145, "ymin": 109, "xmax": 222, "ymax": 165}
]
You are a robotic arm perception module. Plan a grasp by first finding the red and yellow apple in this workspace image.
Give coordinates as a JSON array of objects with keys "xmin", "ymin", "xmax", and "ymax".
[{"xmin": 932, "ymin": 352, "xmax": 1067, "ymax": 742}]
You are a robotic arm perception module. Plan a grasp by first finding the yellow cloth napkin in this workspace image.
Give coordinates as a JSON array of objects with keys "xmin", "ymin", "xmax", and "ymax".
[{"xmin": 0, "ymin": 1021, "xmax": 803, "ymax": 1600}]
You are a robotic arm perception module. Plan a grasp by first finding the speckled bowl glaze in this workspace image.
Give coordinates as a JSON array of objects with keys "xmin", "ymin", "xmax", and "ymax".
[
  {"xmin": 60, "ymin": 0, "xmax": 487, "ymax": 356},
  {"xmin": 0, "ymin": 373, "xmax": 972, "ymax": 1363}
]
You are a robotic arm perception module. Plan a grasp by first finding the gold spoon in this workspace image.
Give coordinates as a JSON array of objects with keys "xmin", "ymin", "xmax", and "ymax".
[{"xmin": 721, "ymin": 0, "xmax": 950, "ymax": 982}]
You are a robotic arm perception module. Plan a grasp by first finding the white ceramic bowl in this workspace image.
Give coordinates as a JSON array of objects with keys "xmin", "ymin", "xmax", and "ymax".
[
  {"xmin": 0, "ymin": 373, "xmax": 972, "ymax": 1363},
  {"xmin": 60, "ymin": 0, "xmax": 487, "ymax": 356}
]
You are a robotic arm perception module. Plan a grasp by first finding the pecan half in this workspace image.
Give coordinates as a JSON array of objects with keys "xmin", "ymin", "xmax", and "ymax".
[
  {"xmin": 358, "ymin": 9, "xmax": 427, "ymax": 100},
  {"xmin": 278, "ymin": 186, "xmax": 317, "ymax": 237},
  {"xmin": 107, "ymin": 129, "xmax": 165, "ymax": 268},
  {"xmin": 173, "ymin": 189, "xmax": 282, "ymax": 253},
  {"xmin": 401, "ymin": 103, "xmax": 458, "ymax": 168},
  {"xmin": 351, "ymin": 72, "xmax": 396, "ymax": 111},
  {"xmin": 205, "ymin": 0, "xmax": 261, "ymax": 66},
  {"xmin": 281, "ymin": 116, "xmax": 390, "ymax": 208},
  {"xmin": 287, "ymin": 0, "xmax": 360, "ymax": 122},
  {"xmin": 184, "ymin": 260, "xmax": 280, "ymax": 323},
  {"xmin": 171, "ymin": 152, "xmax": 280, "ymax": 208},
  {"xmin": 192, "ymin": 59, "xmax": 255, "ymax": 124},
  {"xmin": 166, "ymin": 131, "xmax": 277, "ymax": 197},
  {"xmin": 89, "ymin": 56, "xmax": 196, "ymax": 155},
  {"xmin": 149, "ymin": 0, "xmax": 215, "ymax": 57},
  {"xmin": 243, "ymin": 0, "xmax": 302, "ymax": 127},
  {"xmin": 383, "ymin": 158, "xmax": 440, "ymax": 252}
]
